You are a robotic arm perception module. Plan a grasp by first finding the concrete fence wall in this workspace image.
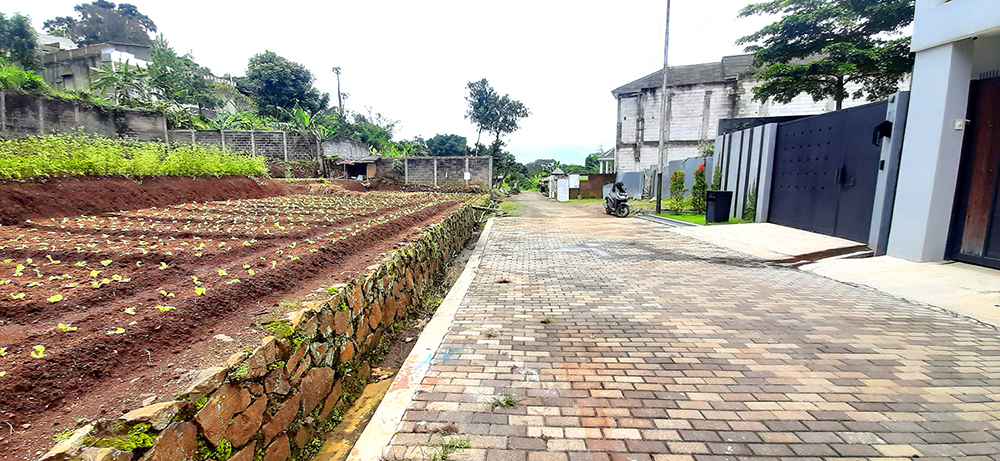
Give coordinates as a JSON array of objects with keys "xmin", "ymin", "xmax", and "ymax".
[
  {"xmin": 657, "ymin": 156, "xmax": 714, "ymax": 199},
  {"xmin": 387, "ymin": 156, "xmax": 492, "ymax": 188},
  {"xmin": 712, "ymin": 123, "xmax": 778, "ymax": 221},
  {"xmin": 0, "ymin": 91, "xmax": 167, "ymax": 141},
  {"xmin": 168, "ymin": 130, "xmax": 323, "ymax": 162}
]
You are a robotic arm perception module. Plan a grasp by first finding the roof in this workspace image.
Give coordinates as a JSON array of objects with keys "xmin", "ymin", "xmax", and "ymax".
[
  {"xmin": 551, "ymin": 168, "xmax": 566, "ymax": 175},
  {"xmin": 596, "ymin": 148, "xmax": 615, "ymax": 160},
  {"xmin": 611, "ymin": 53, "xmax": 757, "ymax": 96}
]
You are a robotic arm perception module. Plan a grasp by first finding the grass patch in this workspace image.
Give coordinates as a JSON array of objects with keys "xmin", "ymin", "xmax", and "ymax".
[
  {"xmin": 489, "ymin": 394, "xmax": 520, "ymax": 409},
  {"xmin": 0, "ymin": 134, "xmax": 267, "ymax": 180},
  {"xmin": 426, "ymin": 438, "xmax": 472, "ymax": 461},
  {"xmin": 498, "ymin": 201, "xmax": 520, "ymax": 216},
  {"xmin": 656, "ymin": 212, "xmax": 748, "ymax": 225}
]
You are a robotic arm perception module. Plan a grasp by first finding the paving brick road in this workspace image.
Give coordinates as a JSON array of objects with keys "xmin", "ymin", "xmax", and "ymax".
[{"xmin": 384, "ymin": 195, "xmax": 1000, "ymax": 461}]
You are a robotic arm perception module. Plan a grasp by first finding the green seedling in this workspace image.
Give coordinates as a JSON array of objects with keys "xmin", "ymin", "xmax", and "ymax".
[
  {"xmin": 540, "ymin": 318, "xmax": 552, "ymax": 324},
  {"xmin": 31, "ymin": 345, "xmax": 45, "ymax": 358},
  {"xmin": 57, "ymin": 323, "xmax": 77, "ymax": 332}
]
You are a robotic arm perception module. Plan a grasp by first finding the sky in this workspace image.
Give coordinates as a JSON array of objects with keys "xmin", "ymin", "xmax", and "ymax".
[{"xmin": 12, "ymin": 0, "xmax": 773, "ymax": 165}]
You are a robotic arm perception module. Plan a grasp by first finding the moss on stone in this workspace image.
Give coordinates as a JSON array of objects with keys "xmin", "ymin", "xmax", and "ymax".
[
  {"xmin": 85, "ymin": 423, "xmax": 155, "ymax": 451},
  {"xmin": 263, "ymin": 320, "xmax": 295, "ymax": 339}
]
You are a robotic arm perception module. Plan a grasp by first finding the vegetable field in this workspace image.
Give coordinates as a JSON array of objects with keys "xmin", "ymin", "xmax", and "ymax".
[{"xmin": 0, "ymin": 189, "xmax": 478, "ymax": 456}]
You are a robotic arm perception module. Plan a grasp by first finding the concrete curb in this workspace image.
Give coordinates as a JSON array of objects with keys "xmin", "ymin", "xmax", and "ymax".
[
  {"xmin": 638, "ymin": 214, "xmax": 697, "ymax": 227},
  {"xmin": 346, "ymin": 217, "xmax": 495, "ymax": 460}
]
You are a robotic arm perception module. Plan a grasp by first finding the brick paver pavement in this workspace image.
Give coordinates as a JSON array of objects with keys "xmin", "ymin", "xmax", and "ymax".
[{"xmin": 384, "ymin": 214, "xmax": 1000, "ymax": 461}]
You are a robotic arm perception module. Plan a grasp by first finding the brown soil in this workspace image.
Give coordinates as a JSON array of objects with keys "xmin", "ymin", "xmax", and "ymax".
[
  {"xmin": 0, "ymin": 176, "xmax": 304, "ymax": 225},
  {"xmin": 0, "ymin": 178, "xmax": 474, "ymax": 460}
]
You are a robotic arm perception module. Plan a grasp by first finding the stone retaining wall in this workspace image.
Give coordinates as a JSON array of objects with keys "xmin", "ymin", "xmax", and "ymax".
[{"xmin": 42, "ymin": 197, "xmax": 487, "ymax": 461}]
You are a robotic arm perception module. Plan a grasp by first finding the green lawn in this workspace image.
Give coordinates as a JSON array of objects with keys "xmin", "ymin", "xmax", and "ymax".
[{"xmin": 656, "ymin": 212, "xmax": 748, "ymax": 225}]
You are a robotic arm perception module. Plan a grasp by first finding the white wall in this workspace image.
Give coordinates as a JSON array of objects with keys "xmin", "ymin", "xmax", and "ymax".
[
  {"xmin": 911, "ymin": 0, "xmax": 1000, "ymax": 53},
  {"xmin": 888, "ymin": 40, "xmax": 974, "ymax": 262}
]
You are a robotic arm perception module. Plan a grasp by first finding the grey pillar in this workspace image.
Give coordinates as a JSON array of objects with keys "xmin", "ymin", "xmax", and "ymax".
[{"xmin": 433, "ymin": 158, "xmax": 438, "ymax": 186}]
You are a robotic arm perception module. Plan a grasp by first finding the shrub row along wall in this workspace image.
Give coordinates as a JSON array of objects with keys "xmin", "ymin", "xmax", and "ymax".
[
  {"xmin": 42, "ymin": 197, "xmax": 488, "ymax": 461},
  {"xmin": 1, "ymin": 91, "xmax": 167, "ymax": 141}
]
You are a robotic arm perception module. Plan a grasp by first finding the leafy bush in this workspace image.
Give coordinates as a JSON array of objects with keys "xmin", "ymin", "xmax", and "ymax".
[
  {"xmin": 669, "ymin": 170, "xmax": 686, "ymax": 199},
  {"xmin": 0, "ymin": 134, "xmax": 268, "ymax": 179},
  {"xmin": 0, "ymin": 60, "xmax": 48, "ymax": 93},
  {"xmin": 691, "ymin": 163, "xmax": 707, "ymax": 213}
]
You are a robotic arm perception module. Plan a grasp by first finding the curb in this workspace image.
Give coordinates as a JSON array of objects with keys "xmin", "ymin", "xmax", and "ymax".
[
  {"xmin": 638, "ymin": 214, "xmax": 699, "ymax": 227},
  {"xmin": 346, "ymin": 217, "xmax": 496, "ymax": 460}
]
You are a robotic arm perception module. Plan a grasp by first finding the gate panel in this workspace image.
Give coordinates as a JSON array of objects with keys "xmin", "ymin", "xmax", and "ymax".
[
  {"xmin": 768, "ymin": 101, "xmax": 887, "ymax": 242},
  {"xmin": 833, "ymin": 102, "xmax": 887, "ymax": 242},
  {"xmin": 769, "ymin": 119, "xmax": 843, "ymax": 236},
  {"xmin": 950, "ymin": 78, "xmax": 1000, "ymax": 267}
]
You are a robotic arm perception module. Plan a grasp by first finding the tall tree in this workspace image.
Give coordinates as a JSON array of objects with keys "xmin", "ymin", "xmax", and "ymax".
[
  {"xmin": 488, "ymin": 94, "xmax": 530, "ymax": 146},
  {"xmin": 737, "ymin": 0, "xmax": 914, "ymax": 110},
  {"xmin": 43, "ymin": 1, "xmax": 157, "ymax": 45},
  {"xmin": 464, "ymin": 78, "xmax": 530, "ymax": 152},
  {"xmin": 242, "ymin": 51, "xmax": 330, "ymax": 120},
  {"xmin": 149, "ymin": 36, "xmax": 218, "ymax": 109},
  {"xmin": 465, "ymin": 79, "xmax": 498, "ymax": 146},
  {"xmin": 426, "ymin": 134, "xmax": 468, "ymax": 156},
  {"xmin": 0, "ymin": 12, "xmax": 38, "ymax": 70}
]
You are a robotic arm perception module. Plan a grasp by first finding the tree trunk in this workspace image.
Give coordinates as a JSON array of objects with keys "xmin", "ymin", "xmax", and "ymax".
[
  {"xmin": 835, "ymin": 74, "xmax": 844, "ymax": 111},
  {"xmin": 336, "ymin": 74, "xmax": 343, "ymax": 114}
]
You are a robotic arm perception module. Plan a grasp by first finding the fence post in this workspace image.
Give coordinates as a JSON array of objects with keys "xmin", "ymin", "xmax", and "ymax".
[
  {"xmin": 404, "ymin": 158, "xmax": 409, "ymax": 184},
  {"xmin": 191, "ymin": 131, "xmax": 195, "ymax": 144},
  {"xmin": 250, "ymin": 130, "xmax": 256, "ymax": 156},
  {"xmin": 220, "ymin": 130, "xmax": 226, "ymax": 150},
  {"xmin": 38, "ymin": 97, "xmax": 44, "ymax": 135},
  {"xmin": 465, "ymin": 157, "xmax": 470, "ymax": 187},
  {"xmin": 433, "ymin": 158, "xmax": 438, "ymax": 187},
  {"xmin": 282, "ymin": 131, "xmax": 289, "ymax": 162}
]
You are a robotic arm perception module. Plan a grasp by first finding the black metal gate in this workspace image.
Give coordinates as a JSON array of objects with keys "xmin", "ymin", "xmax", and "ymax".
[{"xmin": 768, "ymin": 101, "xmax": 887, "ymax": 243}]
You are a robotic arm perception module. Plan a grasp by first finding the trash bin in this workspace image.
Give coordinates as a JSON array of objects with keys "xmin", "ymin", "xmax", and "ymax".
[{"xmin": 705, "ymin": 190, "xmax": 732, "ymax": 223}]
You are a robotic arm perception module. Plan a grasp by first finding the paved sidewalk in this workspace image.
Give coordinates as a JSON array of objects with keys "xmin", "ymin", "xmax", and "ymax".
[{"xmin": 382, "ymin": 215, "xmax": 1000, "ymax": 461}]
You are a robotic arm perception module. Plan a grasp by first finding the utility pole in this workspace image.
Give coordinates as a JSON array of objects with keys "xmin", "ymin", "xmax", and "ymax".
[
  {"xmin": 655, "ymin": 0, "xmax": 671, "ymax": 214},
  {"xmin": 332, "ymin": 67, "xmax": 343, "ymax": 114}
]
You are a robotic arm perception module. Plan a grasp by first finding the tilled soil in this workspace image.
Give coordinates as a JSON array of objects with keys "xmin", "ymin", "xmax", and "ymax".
[{"xmin": 0, "ymin": 180, "xmax": 475, "ymax": 459}]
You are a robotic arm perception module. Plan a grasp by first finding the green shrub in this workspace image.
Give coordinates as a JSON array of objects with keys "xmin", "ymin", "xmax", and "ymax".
[
  {"xmin": 690, "ymin": 163, "xmax": 707, "ymax": 213},
  {"xmin": 669, "ymin": 170, "xmax": 686, "ymax": 199},
  {"xmin": 0, "ymin": 134, "xmax": 268, "ymax": 179},
  {"xmin": 0, "ymin": 61, "xmax": 48, "ymax": 93}
]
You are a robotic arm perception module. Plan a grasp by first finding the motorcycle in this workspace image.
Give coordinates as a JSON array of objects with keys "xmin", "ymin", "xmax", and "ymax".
[{"xmin": 604, "ymin": 182, "xmax": 631, "ymax": 218}]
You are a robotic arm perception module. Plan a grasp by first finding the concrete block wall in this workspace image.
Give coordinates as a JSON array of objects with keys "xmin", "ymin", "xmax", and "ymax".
[
  {"xmin": 41, "ymin": 197, "xmax": 489, "ymax": 461},
  {"xmin": 1, "ymin": 91, "xmax": 167, "ymax": 141},
  {"xmin": 395, "ymin": 157, "xmax": 492, "ymax": 188}
]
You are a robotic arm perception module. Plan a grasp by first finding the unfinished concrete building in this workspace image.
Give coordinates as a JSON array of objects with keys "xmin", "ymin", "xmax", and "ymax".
[{"xmin": 611, "ymin": 54, "xmax": 870, "ymax": 173}]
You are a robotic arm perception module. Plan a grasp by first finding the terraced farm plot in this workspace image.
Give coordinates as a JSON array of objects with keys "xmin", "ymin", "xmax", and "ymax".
[{"xmin": 0, "ymin": 190, "xmax": 478, "ymax": 456}]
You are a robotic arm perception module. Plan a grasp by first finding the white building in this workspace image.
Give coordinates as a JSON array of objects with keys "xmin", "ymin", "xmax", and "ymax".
[
  {"xmin": 612, "ymin": 54, "xmax": 871, "ymax": 173},
  {"xmin": 888, "ymin": 0, "xmax": 1000, "ymax": 268}
]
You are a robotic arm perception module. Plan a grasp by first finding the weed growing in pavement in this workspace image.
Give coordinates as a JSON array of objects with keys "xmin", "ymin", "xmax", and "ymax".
[
  {"xmin": 425, "ymin": 438, "xmax": 471, "ymax": 461},
  {"xmin": 540, "ymin": 318, "xmax": 552, "ymax": 324},
  {"xmin": 489, "ymin": 394, "xmax": 520, "ymax": 409}
]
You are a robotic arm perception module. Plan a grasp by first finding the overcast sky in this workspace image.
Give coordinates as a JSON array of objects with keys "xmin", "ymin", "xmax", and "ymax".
[{"xmin": 14, "ymin": 1, "xmax": 772, "ymax": 165}]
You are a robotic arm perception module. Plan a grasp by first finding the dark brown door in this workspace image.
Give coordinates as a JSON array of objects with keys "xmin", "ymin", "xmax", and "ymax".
[{"xmin": 950, "ymin": 78, "xmax": 1000, "ymax": 267}]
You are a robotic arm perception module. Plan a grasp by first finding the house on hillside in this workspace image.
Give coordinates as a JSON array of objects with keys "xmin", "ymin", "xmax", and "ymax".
[
  {"xmin": 39, "ymin": 39, "xmax": 153, "ymax": 92},
  {"xmin": 611, "ymin": 53, "xmax": 873, "ymax": 173}
]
